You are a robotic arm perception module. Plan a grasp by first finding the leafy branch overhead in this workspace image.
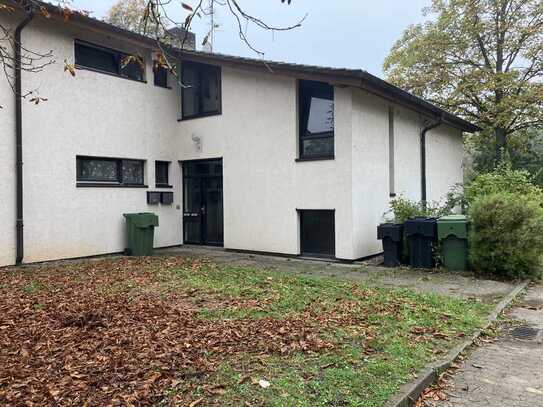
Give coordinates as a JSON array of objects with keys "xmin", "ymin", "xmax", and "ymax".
[
  {"xmin": 0, "ymin": 0, "xmax": 305, "ymax": 107},
  {"xmin": 384, "ymin": 0, "xmax": 543, "ymax": 163},
  {"xmin": 123, "ymin": 0, "xmax": 306, "ymax": 57}
]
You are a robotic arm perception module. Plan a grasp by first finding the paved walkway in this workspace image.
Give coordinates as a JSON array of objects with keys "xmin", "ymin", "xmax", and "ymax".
[
  {"xmin": 155, "ymin": 246, "xmax": 515, "ymax": 303},
  {"xmin": 435, "ymin": 285, "xmax": 543, "ymax": 406}
]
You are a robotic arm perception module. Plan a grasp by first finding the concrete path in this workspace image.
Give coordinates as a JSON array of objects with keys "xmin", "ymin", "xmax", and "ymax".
[
  {"xmin": 435, "ymin": 285, "xmax": 543, "ymax": 406},
  {"xmin": 155, "ymin": 246, "xmax": 515, "ymax": 303}
]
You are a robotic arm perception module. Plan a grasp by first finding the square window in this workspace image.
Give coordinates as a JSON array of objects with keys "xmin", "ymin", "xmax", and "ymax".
[
  {"xmin": 122, "ymin": 160, "xmax": 144, "ymax": 185},
  {"xmin": 155, "ymin": 161, "xmax": 170, "ymax": 187},
  {"xmin": 120, "ymin": 55, "xmax": 145, "ymax": 81}
]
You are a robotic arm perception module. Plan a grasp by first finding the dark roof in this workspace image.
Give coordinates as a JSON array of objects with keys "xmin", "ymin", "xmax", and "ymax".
[{"xmin": 21, "ymin": 0, "xmax": 480, "ymax": 132}]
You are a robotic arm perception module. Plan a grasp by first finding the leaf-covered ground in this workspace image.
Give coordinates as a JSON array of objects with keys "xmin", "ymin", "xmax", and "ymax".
[{"xmin": 0, "ymin": 257, "xmax": 491, "ymax": 406}]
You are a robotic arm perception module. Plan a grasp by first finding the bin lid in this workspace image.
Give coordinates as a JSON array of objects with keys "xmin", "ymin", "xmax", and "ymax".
[
  {"xmin": 123, "ymin": 212, "xmax": 159, "ymax": 228},
  {"xmin": 438, "ymin": 215, "xmax": 467, "ymax": 223},
  {"xmin": 437, "ymin": 215, "xmax": 467, "ymax": 240}
]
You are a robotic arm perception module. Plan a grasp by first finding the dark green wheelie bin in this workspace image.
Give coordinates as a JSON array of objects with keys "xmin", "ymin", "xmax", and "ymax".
[
  {"xmin": 437, "ymin": 215, "xmax": 468, "ymax": 271},
  {"xmin": 123, "ymin": 213, "xmax": 159, "ymax": 256}
]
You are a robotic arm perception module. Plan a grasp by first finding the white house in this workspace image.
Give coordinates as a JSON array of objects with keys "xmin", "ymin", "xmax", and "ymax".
[{"xmin": 0, "ymin": 1, "xmax": 479, "ymax": 267}]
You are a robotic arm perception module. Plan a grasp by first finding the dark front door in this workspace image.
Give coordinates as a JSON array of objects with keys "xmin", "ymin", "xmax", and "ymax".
[{"xmin": 183, "ymin": 159, "xmax": 224, "ymax": 246}]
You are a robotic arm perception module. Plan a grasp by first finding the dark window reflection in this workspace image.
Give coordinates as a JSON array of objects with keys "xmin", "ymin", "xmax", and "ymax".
[{"xmin": 299, "ymin": 80, "xmax": 335, "ymax": 159}]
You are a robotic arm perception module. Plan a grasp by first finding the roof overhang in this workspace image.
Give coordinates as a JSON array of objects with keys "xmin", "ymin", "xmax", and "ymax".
[{"xmin": 6, "ymin": 0, "xmax": 481, "ymax": 133}]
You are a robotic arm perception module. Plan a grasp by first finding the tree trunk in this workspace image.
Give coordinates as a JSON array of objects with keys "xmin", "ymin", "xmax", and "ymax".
[{"xmin": 495, "ymin": 126, "xmax": 507, "ymax": 164}]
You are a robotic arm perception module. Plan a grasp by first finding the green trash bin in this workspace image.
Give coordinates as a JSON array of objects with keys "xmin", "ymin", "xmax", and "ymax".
[
  {"xmin": 437, "ymin": 215, "xmax": 468, "ymax": 271},
  {"xmin": 123, "ymin": 213, "xmax": 159, "ymax": 256}
]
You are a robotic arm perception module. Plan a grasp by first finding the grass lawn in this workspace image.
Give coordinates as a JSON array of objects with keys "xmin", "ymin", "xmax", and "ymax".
[{"xmin": 0, "ymin": 257, "xmax": 491, "ymax": 406}]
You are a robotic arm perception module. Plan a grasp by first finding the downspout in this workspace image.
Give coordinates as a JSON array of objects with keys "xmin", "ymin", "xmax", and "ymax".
[
  {"xmin": 15, "ymin": 5, "xmax": 35, "ymax": 265},
  {"xmin": 420, "ymin": 116, "xmax": 442, "ymax": 209}
]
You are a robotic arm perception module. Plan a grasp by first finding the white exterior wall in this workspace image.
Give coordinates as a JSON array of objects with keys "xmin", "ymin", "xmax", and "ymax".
[
  {"xmin": 426, "ymin": 125, "xmax": 464, "ymax": 204},
  {"xmin": 351, "ymin": 89, "xmax": 390, "ymax": 258},
  {"xmin": 0, "ymin": 14, "xmax": 16, "ymax": 267},
  {"xmin": 394, "ymin": 108, "xmax": 425, "ymax": 201},
  {"xmin": 349, "ymin": 88, "xmax": 464, "ymax": 259},
  {"xmin": 176, "ymin": 67, "xmax": 354, "ymax": 259},
  {"xmin": 6, "ymin": 19, "xmax": 183, "ymax": 264},
  {"xmin": 0, "ymin": 15, "xmax": 465, "ymax": 266}
]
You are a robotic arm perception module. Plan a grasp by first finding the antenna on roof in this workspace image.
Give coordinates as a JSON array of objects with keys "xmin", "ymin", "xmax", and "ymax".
[{"xmin": 202, "ymin": 0, "xmax": 221, "ymax": 53}]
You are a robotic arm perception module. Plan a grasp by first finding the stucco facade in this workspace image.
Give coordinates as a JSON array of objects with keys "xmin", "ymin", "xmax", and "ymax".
[{"xmin": 0, "ymin": 12, "xmax": 467, "ymax": 267}]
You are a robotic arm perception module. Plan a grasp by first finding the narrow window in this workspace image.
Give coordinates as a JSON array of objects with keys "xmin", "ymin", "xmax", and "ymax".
[
  {"xmin": 388, "ymin": 106, "xmax": 396, "ymax": 197},
  {"xmin": 181, "ymin": 61, "xmax": 221, "ymax": 120},
  {"xmin": 299, "ymin": 210, "xmax": 336, "ymax": 258},
  {"xmin": 76, "ymin": 156, "xmax": 145, "ymax": 187},
  {"xmin": 155, "ymin": 161, "xmax": 171, "ymax": 187},
  {"xmin": 74, "ymin": 40, "xmax": 145, "ymax": 82},
  {"xmin": 298, "ymin": 80, "xmax": 335, "ymax": 160},
  {"xmin": 153, "ymin": 61, "xmax": 169, "ymax": 88}
]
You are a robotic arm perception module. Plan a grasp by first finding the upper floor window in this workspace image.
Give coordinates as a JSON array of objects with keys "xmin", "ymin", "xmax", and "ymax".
[
  {"xmin": 74, "ymin": 40, "xmax": 145, "ymax": 82},
  {"xmin": 181, "ymin": 61, "xmax": 221, "ymax": 120},
  {"xmin": 76, "ymin": 156, "xmax": 145, "ymax": 187},
  {"xmin": 153, "ymin": 61, "xmax": 169, "ymax": 88},
  {"xmin": 298, "ymin": 80, "xmax": 335, "ymax": 160}
]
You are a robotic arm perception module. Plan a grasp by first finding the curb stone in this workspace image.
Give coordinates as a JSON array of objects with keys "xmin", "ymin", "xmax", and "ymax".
[{"xmin": 386, "ymin": 280, "xmax": 530, "ymax": 407}]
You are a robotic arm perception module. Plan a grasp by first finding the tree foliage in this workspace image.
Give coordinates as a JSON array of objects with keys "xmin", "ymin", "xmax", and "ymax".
[
  {"xmin": 466, "ymin": 128, "xmax": 543, "ymax": 185},
  {"xmin": 465, "ymin": 160, "xmax": 543, "ymax": 204},
  {"xmin": 105, "ymin": 0, "xmax": 165, "ymax": 37},
  {"xmin": 384, "ymin": 0, "xmax": 543, "ymax": 163}
]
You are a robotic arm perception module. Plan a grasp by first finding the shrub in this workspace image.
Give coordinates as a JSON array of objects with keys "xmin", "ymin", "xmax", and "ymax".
[
  {"xmin": 469, "ymin": 193, "xmax": 543, "ymax": 280},
  {"xmin": 465, "ymin": 161, "xmax": 543, "ymax": 205},
  {"xmin": 386, "ymin": 195, "xmax": 456, "ymax": 224}
]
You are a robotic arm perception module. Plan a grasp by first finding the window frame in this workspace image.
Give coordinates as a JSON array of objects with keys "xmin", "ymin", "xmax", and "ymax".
[
  {"xmin": 155, "ymin": 160, "xmax": 172, "ymax": 188},
  {"xmin": 180, "ymin": 60, "xmax": 222, "ymax": 121},
  {"xmin": 76, "ymin": 156, "xmax": 147, "ymax": 188},
  {"xmin": 153, "ymin": 61, "xmax": 170, "ymax": 88},
  {"xmin": 74, "ymin": 40, "xmax": 146, "ymax": 83},
  {"xmin": 297, "ymin": 80, "xmax": 335, "ymax": 161}
]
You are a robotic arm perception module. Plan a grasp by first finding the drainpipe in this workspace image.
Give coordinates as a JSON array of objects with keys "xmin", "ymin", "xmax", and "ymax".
[
  {"xmin": 420, "ymin": 117, "xmax": 442, "ymax": 209},
  {"xmin": 15, "ymin": 5, "xmax": 35, "ymax": 265}
]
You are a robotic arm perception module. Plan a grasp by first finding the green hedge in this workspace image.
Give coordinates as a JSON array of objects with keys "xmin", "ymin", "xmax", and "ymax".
[{"xmin": 469, "ymin": 193, "xmax": 543, "ymax": 280}]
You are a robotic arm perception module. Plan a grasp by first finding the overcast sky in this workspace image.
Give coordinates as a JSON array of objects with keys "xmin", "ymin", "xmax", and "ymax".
[{"xmin": 70, "ymin": 0, "xmax": 431, "ymax": 77}]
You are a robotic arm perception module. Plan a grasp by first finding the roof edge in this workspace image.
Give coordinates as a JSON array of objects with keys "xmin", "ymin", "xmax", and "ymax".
[{"xmin": 8, "ymin": 0, "xmax": 481, "ymax": 133}]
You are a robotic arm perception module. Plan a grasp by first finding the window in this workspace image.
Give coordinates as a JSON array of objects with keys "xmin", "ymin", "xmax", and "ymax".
[
  {"xmin": 75, "ymin": 40, "xmax": 145, "ymax": 82},
  {"xmin": 76, "ymin": 156, "xmax": 145, "ymax": 187},
  {"xmin": 181, "ymin": 61, "xmax": 221, "ymax": 120},
  {"xmin": 155, "ymin": 161, "xmax": 171, "ymax": 187},
  {"xmin": 153, "ymin": 61, "xmax": 169, "ymax": 88},
  {"xmin": 298, "ymin": 80, "xmax": 335, "ymax": 160},
  {"xmin": 299, "ymin": 210, "xmax": 335, "ymax": 258}
]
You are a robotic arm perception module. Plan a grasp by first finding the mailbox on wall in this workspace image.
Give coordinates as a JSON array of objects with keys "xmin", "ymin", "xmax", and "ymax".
[
  {"xmin": 147, "ymin": 191, "xmax": 161, "ymax": 205},
  {"xmin": 161, "ymin": 192, "xmax": 174, "ymax": 205}
]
